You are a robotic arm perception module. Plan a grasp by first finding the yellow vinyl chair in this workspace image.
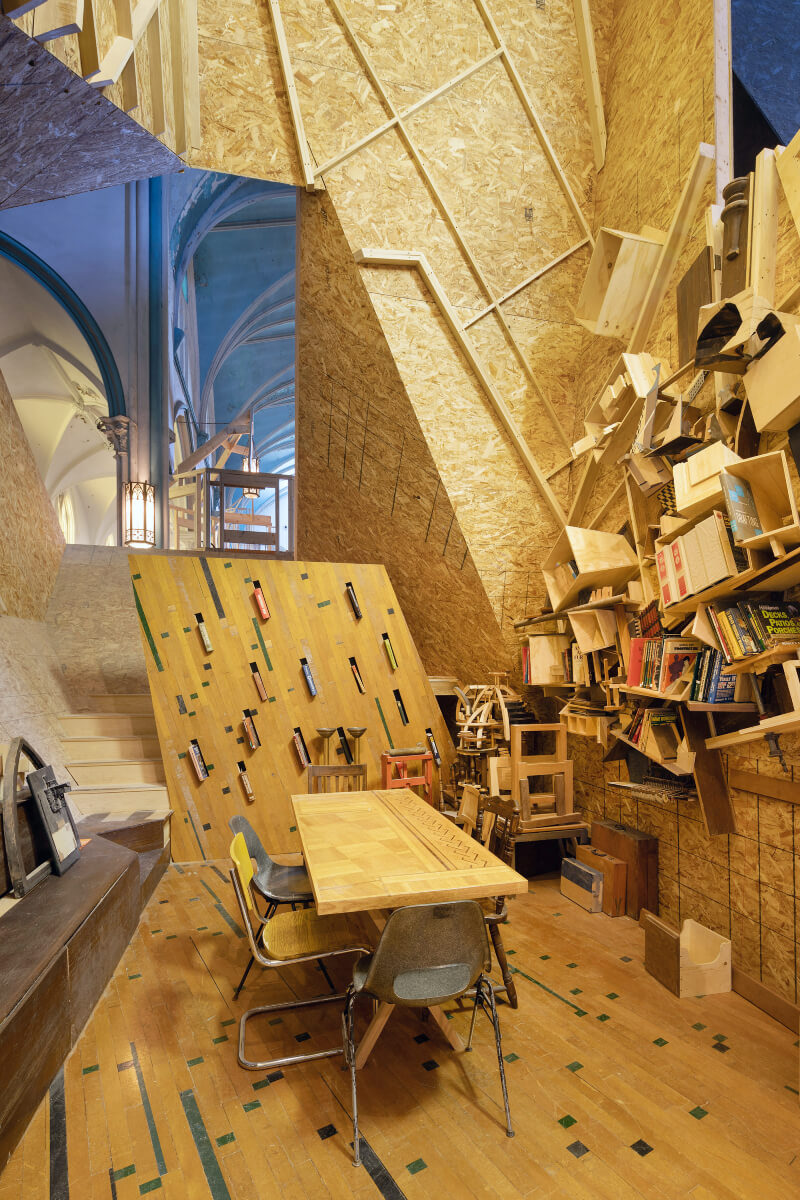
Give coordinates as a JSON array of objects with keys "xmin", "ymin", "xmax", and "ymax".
[{"xmin": 230, "ymin": 832, "xmax": 371, "ymax": 1071}]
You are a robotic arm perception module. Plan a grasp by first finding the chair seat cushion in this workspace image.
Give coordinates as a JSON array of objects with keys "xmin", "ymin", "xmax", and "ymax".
[
  {"xmin": 263, "ymin": 907, "xmax": 367, "ymax": 960},
  {"xmin": 254, "ymin": 862, "xmax": 313, "ymax": 904}
]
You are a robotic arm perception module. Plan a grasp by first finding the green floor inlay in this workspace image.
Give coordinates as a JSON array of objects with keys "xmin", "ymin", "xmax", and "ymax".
[
  {"xmin": 406, "ymin": 1159, "xmax": 427, "ymax": 1175},
  {"xmin": 689, "ymin": 1106, "xmax": 708, "ymax": 1119},
  {"xmin": 566, "ymin": 1062, "xmax": 583, "ymax": 1072},
  {"xmin": 212, "ymin": 1036, "xmax": 228, "ymax": 1045},
  {"xmin": 374, "ymin": 697, "xmax": 394, "ymax": 748},
  {"xmin": 692, "ymin": 1022, "xmax": 706, "ymax": 1031},
  {"xmin": 187, "ymin": 1057, "xmax": 204, "ymax": 1067},
  {"xmin": 130, "ymin": 1042, "xmax": 167, "ymax": 1177},
  {"xmin": 597, "ymin": 1014, "xmax": 610, "ymax": 1022},
  {"xmin": 253, "ymin": 1079, "xmax": 270, "ymax": 1091},
  {"xmin": 180, "ymin": 1088, "xmax": 232, "ymax": 1200},
  {"xmin": 713, "ymin": 1034, "xmax": 727, "ymax": 1042},
  {"xmin": 606, "ymin": 992, "xmax": 619, "ymax": 1000},
  {"xmin": 215, "ymin": 1133, "xmax": 235, "ymax": 1146},
  {"xmin": 128, "ymin": 973, "xmax": 142, "ymax": 981},
  {"xmin": 243, "ymin": 1100, "xmax": 261, "ymax": 1112},
  {"xmin": 504, "ymin": 1053, "xmax": 519, "ymax": 1063},
  {"xmin": 132, "ymin": 583, "xmax": 164, "ymax": 672},
  {"xmin": 82, "ymin": 1065, "xmax": 99, "ymax": 1075},
  {"xmin": 139, "ymin": 1181, "xmax": 162, "ymax": 1195},
  {"xmin": 111, "ymin": 1165, "xmax": 135, "ymax": 1182},
  {"xmin": 653, "ymin": 1038, "xmax": 668, "ymax": 1047},
  {"xmin": 558, "ymin": 1115, "xmax": 577, "ymax": 1129},
  {"xmin": 570, "ymin": 988, "xmax": 582, "ymax": 995},
  {"xmin": 251, "ymin": 618, "xmax": 273, "ymax": 670},
  {"xmin": 221, "ymin": 1019, "xmax": 236, "ymax": 1028}
]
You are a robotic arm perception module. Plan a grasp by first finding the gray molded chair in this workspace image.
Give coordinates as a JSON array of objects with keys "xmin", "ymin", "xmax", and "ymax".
[
  {"xmin": 342, "ymin": 900, "xmax": 514, "ymax": 1167},
  {"xmin": 229, "ymin": 814, "xmax": 317, "ymax": 998}
]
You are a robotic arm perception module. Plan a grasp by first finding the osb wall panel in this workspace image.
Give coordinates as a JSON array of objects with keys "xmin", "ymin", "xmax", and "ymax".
[
  {"xmin": 0, "ymin": 617, "xmax": 74, "ymax": 781},
  {"xmin": 189, "ymin": 0, "xmax": 600, "ymax": 667},
  {"xmin": 0, "ymin": 367, "xmax": 64, "ymax": 620},
  {"xmin": 571, "ymin": 734, "xmax": 800, "ymax": 1008},
  {"xmin": 45, "ymin": 546, "xmax": 148, "ymax": 707},
  {"xmin": 0, "ymin": 19, "xmax": 180, "ymax": 210},
  {"xmin": 297, "ymin": 190, "xmax": 508, "ymax": 680},
  {"xmin": 130, "ymin": 553, "xmax": 454, "ymax": 862}
]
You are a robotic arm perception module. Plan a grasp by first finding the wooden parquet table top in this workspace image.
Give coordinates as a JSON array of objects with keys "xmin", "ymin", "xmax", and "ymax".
[{"xmin": 291, "ymin": 787, "xmax": 527, "ymax": 915}]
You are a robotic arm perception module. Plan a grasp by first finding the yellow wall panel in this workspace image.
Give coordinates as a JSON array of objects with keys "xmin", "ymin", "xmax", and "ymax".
[{"xmin": 129, "ymin": 552, "xmax": 454, "ymax": 862}]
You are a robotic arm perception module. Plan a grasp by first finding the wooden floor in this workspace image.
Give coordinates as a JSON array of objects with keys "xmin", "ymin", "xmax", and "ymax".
[{"xmin": 1, "ymin": 866, "xmax": 798, "ymax": 1200}]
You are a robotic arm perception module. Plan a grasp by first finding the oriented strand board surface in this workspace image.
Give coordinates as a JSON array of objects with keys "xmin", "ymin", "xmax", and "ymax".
[
  {"xmin": 0, "ymin": 366, "xmax": 64, "ymax": 620},
  {"xmin": 296, "ymin": 189, "xmax": 509, "ymax": 680},
  {"xmin": 129, "ymin": 552, "xmax": 454, "ymax": 862}
]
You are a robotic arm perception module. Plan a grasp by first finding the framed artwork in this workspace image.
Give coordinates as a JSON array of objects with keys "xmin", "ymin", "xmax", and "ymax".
[{"xmin": 26, "ymin": 764, "xmax": 81, "ymax": 875}]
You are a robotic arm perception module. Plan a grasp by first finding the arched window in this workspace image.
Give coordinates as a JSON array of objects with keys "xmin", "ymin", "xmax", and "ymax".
[{"xmin": 56, "ymin": 492, "xmax": 75, "ymax": 544}]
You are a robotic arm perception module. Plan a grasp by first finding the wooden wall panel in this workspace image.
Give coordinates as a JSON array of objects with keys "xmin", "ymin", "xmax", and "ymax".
[{"xmin": 129, "ymin": 552, "xmax": 455, "ymax": 862}]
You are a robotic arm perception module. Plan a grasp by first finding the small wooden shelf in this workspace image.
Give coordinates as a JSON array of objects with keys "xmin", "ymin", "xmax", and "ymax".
[
  {"xmin": 617, "ymin": 685, "xmax": 686, "ymax": 702},
  {"xmin": 663, "ymin": 544, "xmax": 800, "ymax": 615},
  {"xmin": 724, "ymin": 451, "xmax": 800, "ymax": 550},
  {"xmin": 543, "ymin": 526, "xmax": 639, "ymax": 612},
  {"xmin": 684, "ymin": 701, "xmax": 756, "ymax": 712},
  {"xmin": 566, "ymin": 594, "xmax": 641, "ymax": 613},
  {"xmin": 705, "ymin": 710, "xmax": 800, "ymax": 749},
  {"xmin": 608, "ymin": 726, "xmax": 693, "ymax": 775},
  {"xmin": 721, "ymin": 647, "xmax": 800, "ymax": 675},
  {"xmin": 575, "ymin": 228, "xmax": 666, "ymax": 340}
]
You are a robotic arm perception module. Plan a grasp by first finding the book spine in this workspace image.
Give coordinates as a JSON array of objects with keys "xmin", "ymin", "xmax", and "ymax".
[
  {"xmin": 737, "ymin": 603, "xmax": 766, "ymax": 652},
  {"xmin": 717, "ymin": 608, "xmax": 746, "ymax": 658},
  {"xmin": 707, "ymin": 653, "xmax": 724, "ymax": 703},
  {"xmin": 708, "ymin": 606, "xmax": 733, "ymax": 663},
  {"xmin": 726, "ymin": 608, "xmax": 759, "ymax": 657}
]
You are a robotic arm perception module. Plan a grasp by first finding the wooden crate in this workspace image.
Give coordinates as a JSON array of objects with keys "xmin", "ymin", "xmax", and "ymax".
[
  {"xmin": 575, "ymin": 227, "xmax": 665, "ymax": 340},
  {"xmin": 542, "ymin": 526, "xmax": 639, "ymax": 612},
  {"xmin": 590, "ymin": 818, "xmax": 658, "ymax": 918}
]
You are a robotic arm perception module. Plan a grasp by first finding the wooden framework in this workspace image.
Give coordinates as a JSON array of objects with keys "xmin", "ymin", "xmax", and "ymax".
[
  {"xmin": 355, "ymin": 249, "xmax": 567, "ymax": 527},
  {"xmin": 572, "ymin": 0, "xmax": 606, "ymax": 170},
  {"xmin": 10, "ymin": 0, "xmax": 200, "ymax": 155}
]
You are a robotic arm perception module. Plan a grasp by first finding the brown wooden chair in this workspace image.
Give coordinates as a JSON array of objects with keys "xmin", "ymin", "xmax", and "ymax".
[
  {"xmin": 481, "ymin": 797, "xmax": 520, "ymax": 1008},
  {"xmin": 442, "ymin": 782, "xmax": 480, "ymax": 837},
  {"xmin": 306, "ymin": 763, "xmax": 367, "ymax": 793}
]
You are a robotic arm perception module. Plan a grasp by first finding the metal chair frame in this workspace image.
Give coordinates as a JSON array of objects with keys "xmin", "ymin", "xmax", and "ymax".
[
  {"xmin": 342, "ymin": 900, "xmax": 513, "ymax": 1167},
  {"xmin": 230, "ymin": 858, "xmax": 370, "ymax": 1072},
  {"xmin": 228, "ymin": 814, "xmax": 316, "ymax": 999}
]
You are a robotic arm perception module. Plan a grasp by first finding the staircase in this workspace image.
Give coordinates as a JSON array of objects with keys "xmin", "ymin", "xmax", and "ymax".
[{"xmin": 59, "ymin": 694, "xmax": 172, "ymax": 907}]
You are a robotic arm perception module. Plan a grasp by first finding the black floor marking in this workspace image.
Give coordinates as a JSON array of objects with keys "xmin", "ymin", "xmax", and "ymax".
[
  {"xmin": 49, "ymin": 1066, "xmax": 69, "ymax": 1200},
  {"xmin": 199, "ymin": 557, "xmax": 226, "ymax": 618},
  {"xmin": 319, "ymin": 1075, "xmax": 407, "ymax": 1198}
]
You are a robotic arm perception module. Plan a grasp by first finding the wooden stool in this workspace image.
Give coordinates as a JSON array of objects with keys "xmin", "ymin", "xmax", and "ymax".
[
  {"xmin": 380, "ymin": 747, "xmax": 433, "ymax": 805},
  {"xmin": 509, "ymin": 722, "xmax": 568, "ymax": 806}
]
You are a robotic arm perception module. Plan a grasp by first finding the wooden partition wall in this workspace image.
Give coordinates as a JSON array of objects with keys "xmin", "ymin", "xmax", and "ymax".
[{"xmin": 129, "ymin": 553, "xmax": 454, "ymax": 862}]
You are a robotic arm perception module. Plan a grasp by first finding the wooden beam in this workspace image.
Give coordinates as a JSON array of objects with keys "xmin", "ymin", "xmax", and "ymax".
[
  {"xmin": 166, "ymin": 0, "xmax": 186, "ymax": 154},
  {"xmin": 2, "ymin": 0, "xmax": 47, "ymax": 17},
  {"xmin": 627, "ymin": 143, "xmax": 715, "ymax": 353},
  {"xmin": 85, "ymin": 35, "xmax": 134, "ymax": 87},
  {"xmin": 146, "ymin": 9, "xmax": 165, "ymax": 137},
  {"xmin": 355, "ymin": 248, "xmax": 567, "ymax": 528},
  {"xmin": 266, "ymin": 0, "xmax": 318, "ymax": 191},
  {"xmin": 314, "ymin": 49, "xmax": 503, "ymax": 179},
  {"xmin": 750, "ymin": 148, "xmax": 779, "ymax": 305},
  {"xmin": 572, "ymin": 0, "xmax": 606, "ymax": 170},
  {"xmin": 462, "ymin": 238, "xmax": 590, "ymax": 328},
  {"xmin": 472, "ymin": 0, "xmax": 594, "ymax": 246},
  {"xmin": 713, "ymin": 0, "xmax": 732, "ymax": 206},
  {"xmin": 31, "ymin": 0, "xmax": 83, "ymax": 41},
  {"xmin": 175, "ymin": 421, "xmax": 249, "ymax": 475},
  {"xmin": 728, "ymin": 768, "xmax": 799, "ymax": 805},
  {"xmin": 181, "ymin": 0, "xmax": 200, "ymax": 152}
]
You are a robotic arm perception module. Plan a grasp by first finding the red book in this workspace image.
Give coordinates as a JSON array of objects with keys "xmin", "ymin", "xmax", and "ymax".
[{"xmin": 626, "ymin": 638, "xmax": 648, "ymax": 687}]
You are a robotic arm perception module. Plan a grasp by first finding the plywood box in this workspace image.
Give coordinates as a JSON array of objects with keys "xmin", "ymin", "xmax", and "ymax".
[
  {"xmin": 642, "ymin": 911, "xmax": 731, "ymax": 998},
  {"xmin": 575, "ymin": 228, "xmax": 666, "ymax": 340},
  {"xmin": 743, "ymin": 321, "xmax": 800, "ymax": 431},
  {"xmin": 560, "ymin": 857, "xmax": 603, "ymax": 912},
  {"xmin": 673, "ymin": 442, "xmax": 742, "ymax": 519},
  {"xmin": 526, "ymin": 634, "xmax": 572, "ymax": 685},
  {"xmin": 721, "ymin": 450, "xmax": 800, "ymax": 550},
  {"xmin": 542, "ymin": 526, "xmax": 639, "ymax": 612}
]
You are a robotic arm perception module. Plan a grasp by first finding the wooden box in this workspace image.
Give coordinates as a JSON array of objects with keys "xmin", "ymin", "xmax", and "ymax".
[
  {"xmin": 743, "ymin": 320, "xmax": 800, "ymax": 431},
  {"xmin": 576, "ymin": 844, "xmax": 626, "ymax": 917},
  {"xmin": 560, "ymin": 857, "xmax": 603, "ymax": 912},
  {"xmin": 590, "ymin": 819, "xmax": 658, "ymax": 918},
  {"xmin": 567, "ymin": 607, "xmax": 618, "ymax": 654},
  {"xmin": 542, "ymin": 526, "xmax": 639, "ymax": 612},
  {"xmin": 721, "ymin": 450, "xmax": 800, "ymax": 550},
  {"xmin": 575, "ymin": 227, "xmax": 665, "ymax": 340},
  {"xmin": 642, "ymin": 911, "xmax": 731, "ymax": 998},
  {"xmin": 526, "ymin": 634, "xmax": 572, "ymax": 685},
  {"xmin": 673, "ymin": 442, "xmax": 742, "ymax": 520}
]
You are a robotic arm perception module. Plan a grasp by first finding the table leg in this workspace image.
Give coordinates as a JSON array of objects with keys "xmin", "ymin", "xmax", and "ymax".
[
  {"xmin": 428, "ymin": 1005, "xmax": 465, "ymax": 1052},
  {"xmin": 355, "ymin": 1001, "xmax": 394, "ymax": 1069},
  {"xmin": 488, "ymin": 920, "xmax": 518, "ymax": 1009}
]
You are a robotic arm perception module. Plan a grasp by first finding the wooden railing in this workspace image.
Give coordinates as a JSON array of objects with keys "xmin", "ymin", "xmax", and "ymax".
[{"xmin": 169, "ymin": 467, "xmax": 295, "ymax": 556}]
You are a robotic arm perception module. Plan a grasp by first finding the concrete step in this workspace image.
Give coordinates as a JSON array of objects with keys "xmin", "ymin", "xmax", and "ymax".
[
  {"xmin": 58, "ymin": 713, "xmax": 157, "ymax": 738},
  {"xmin": 70, "ymin": 785, "xmax": 170, "ymax": 813},
  {"xmin": 83, "ymin": 694, "xmax": 153, "ymax": 714},
  {"xmin": 62, "ymin": 735, "xmax": 161, "ymax": 761},
  {"xmin": 140, "ymin": 844, "xmax": 170, "ymax": 908},
  {"xmin": 66, "ymin": 759, "xmax": 165, "ymax": 787}
]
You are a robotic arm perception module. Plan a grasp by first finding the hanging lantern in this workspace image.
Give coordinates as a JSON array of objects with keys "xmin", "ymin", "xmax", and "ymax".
[
  {"xmin": 123, "ymin": 481, "xmax": 156, "ymax": 548},
  {"xmin": 242, "ymin": 454, "xmax": 261, "ymax": 499}
]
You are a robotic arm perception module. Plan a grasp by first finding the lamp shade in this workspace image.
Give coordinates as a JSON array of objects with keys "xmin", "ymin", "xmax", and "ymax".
[
  {"xmin": 123, "ymin": 480, "xmax": 155, "ymax": 548},
  {"xmin": 242, "ymin": 455, "xmax": 261, "ymax": 499}
]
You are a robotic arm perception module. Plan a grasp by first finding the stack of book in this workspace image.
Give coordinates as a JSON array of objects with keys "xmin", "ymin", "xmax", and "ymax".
[
  {"xmin": 706, "ymin": 597, "xmax": 800, "ymax": 663},
  {"xmin": 687, "ymin": 648, "xmax": 736, "ymax": 702},
  {"xmin": 618, "ymin": 706, "xmax": 682, "ymax": 760},
  {"xmin": 655, "ymin": 510, "xmax": 748, "ymax": 607},
  {"xmin": 627, "ymin": 636, "xmax": 702, "ymax": 695}
]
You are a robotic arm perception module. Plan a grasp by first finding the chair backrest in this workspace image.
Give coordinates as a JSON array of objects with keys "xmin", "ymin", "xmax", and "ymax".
[
  {"xmin": 359, "ymin": 901, "xmax": 490, "ymax": 1007},
  {"xmin": 229, "ymin": 814, "xmax": 271, "ymax": 875},
  {"xmin": 458, "ymin": 783, "xmax": 480, "ymax": 834},
  {"xmin": 306, "ymin": 763, "xmax": 367, "ymax": 793},
  {"xmin": 483, "ymin": 798, "xmax": 519, "ymax": 866},
  {"xmin": 488, "ymin": 752, "xmax": 512, "ymax": 798},
  {"xmin": 230, "ymin": 833, "xmax": 267, "ymax": 958}
]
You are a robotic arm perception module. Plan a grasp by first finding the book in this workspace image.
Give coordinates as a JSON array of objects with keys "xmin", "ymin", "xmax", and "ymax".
[
  {"xmin": 658, "ymin": 638, "xmax": 701, "ymax": 695},
  {"xmin": 656, "ymin": 546, "xmax": 678, "ymax": 607},
  {"xmin": 716, "ymin": 607, "xmax": 747, "ymax": 658},
  {"xmin": 626, "ymin": 638, "xmax": 648, "ymax": 687},
  {"xmin": 719, "ymin": 471, "xmax": 763, "ymax": 542},
  {"xmin": 670, "ymin": 536, "xmax": 694, "ymax": 600},
  {"xmin": 724, "ymin": 607, "xmax": 760, "ymax": 658},
  {"xmin": 709, "ymin": 652, "xmax": 736, "ymax": 702},
  {"xmin": 641, "ymin": 708, "xmax": 681, "ymax": 760},
  {"xmin": 749, "ymin": 600, "xmax": 800, "ymax": 645}
]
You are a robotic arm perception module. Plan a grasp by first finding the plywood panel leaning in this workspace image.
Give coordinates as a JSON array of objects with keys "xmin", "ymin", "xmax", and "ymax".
[{"xmin": 128, "ymin": 553, "xmax": 454, "ymax": 862}]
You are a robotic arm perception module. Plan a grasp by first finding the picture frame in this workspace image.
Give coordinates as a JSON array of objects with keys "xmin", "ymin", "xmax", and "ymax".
[{"xmin": 26, "ymin": 764, "xmax": 81, "ymax": 876}]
